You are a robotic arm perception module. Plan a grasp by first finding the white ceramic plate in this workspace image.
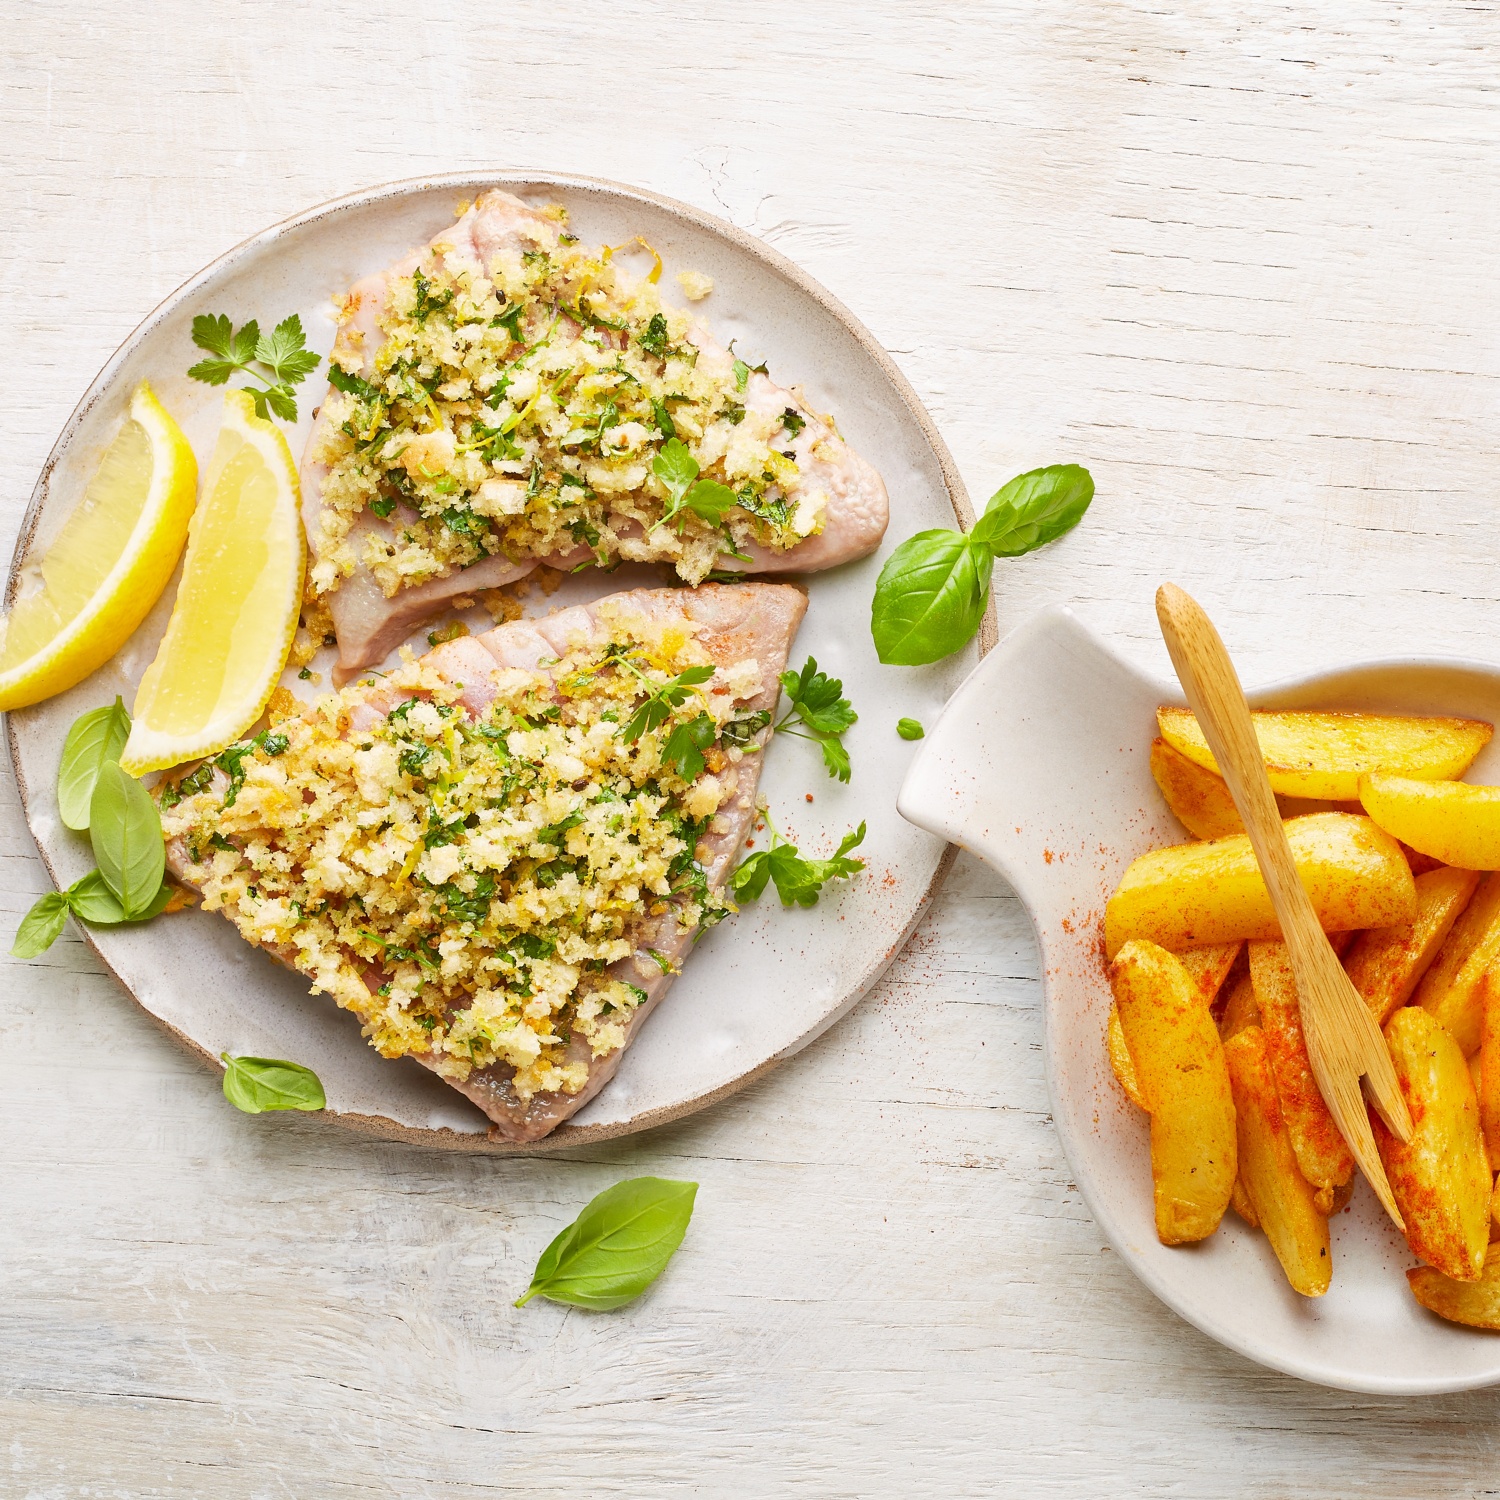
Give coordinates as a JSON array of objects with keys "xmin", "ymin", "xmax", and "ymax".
[
  {"xmin": 899, "ymin": 604, "xmax": 1500, "ymax": 1394},
  {"xmin": 5, "ymin": 172, "xmax": 978, "ymax": 1151}
]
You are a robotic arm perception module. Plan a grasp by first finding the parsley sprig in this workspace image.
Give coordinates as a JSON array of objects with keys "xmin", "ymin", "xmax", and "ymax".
[
  {"xmin": 652, "ymin": 438, "xmax": 738, "ymax": 531},
  {"xmin": 731, "ymin": 809, "xmax": 866, "ymax": 908},
  {"xmin": 774, "ymin": 657, "xmax": 857, "ymax": 782},
  {"xmin": 188, "ymin": 312, "xmax": 321, "ymax": 422},
  {"xmin": 613, "ymin": 651, "xmax": 716, "ymax": 743},
  {"xmin": 661, "ymin": 713, "xmax": 717, "ymax": 781}
]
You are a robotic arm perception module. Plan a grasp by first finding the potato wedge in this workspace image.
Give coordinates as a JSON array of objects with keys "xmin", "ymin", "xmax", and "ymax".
[
  {"xmin": 1104, "ymin": 813, "xmax": 1416, "ymax": 957},
  {"xmin": 1402, "ymin": 844, "xmax": 1446, "ymax": 876},
  {"xmin": 1176, "ymin": 942, "xmax": 1243, "ymax": 1004},
  {"xmin": 1151, "ymin": 737, "xmax": 1341, "ymax": 839},
  {"xmin": 1372, "ymin": 1006, "xmax": 1491, "ymax": 1281},
  {"xmin": 1110, "ymin": 940, "xmax": 1237, "ymax": 1244},
  {"xmin": 1158, "ymin": 706, "xmax": 1492, "ymax": 801},
  {"xmin": 1415, "ymin": 872, "xmax": 1500, "ymax": 1056},
  {"xmin": 1344, "ymin": 866, "xmax": 1481, "ymax": 1026},
  {"xmin": 1361, "ymin": 775, "xmax": 1500, "ymax": 870},
  {"xmin": 1219, "ymin": 972, "xmax": 1260, "ymax": 1041},
  {"xmin": 1151, "ymin": 737, "xmax": 1247, "ymax": 840},
  {"xmin": 1106, "ymin": 1006, "xmax": 1147, "ymax": 1110},
  {"xmin": 1107, "ymin": 943, "xmax": 1240, "ymax": 1108},
  {"xmin": 1409, "ymin": 1260, "xmax": 1500, "ymax": 1330},
  {"xmin": 1224, "ymin": 1026, "xmax": 1331, "ymax": 1296},
  {"xmin": 1326, "ymin": 927, "xmax": 1358, "ymax": 960},
  {"xmin": 1230, "ymin": 1175, "xmax": 1260, "ymax": 1229},
  {"xmin": 1479, "ymin": 968, "xmax": 1500, "ymax": 1165},
  {"xmin": 1249, "ymin": 940, "xmax": 1354, "ymax": 1198}
]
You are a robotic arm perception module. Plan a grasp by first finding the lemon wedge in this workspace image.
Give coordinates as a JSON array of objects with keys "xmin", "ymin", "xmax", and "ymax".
[
  {"xmin": 120, "ymin": 390, "xmax": 304, "ymax": 774},
  {"xmin": 0, "ymin": 382, "xmax": 197, "ymax": 711}
]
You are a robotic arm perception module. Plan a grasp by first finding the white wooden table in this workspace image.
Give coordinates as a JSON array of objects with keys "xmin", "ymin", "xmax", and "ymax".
[{"xmin": 6, "ymin": 5, "xmax": 1500, "ymax": 1493}]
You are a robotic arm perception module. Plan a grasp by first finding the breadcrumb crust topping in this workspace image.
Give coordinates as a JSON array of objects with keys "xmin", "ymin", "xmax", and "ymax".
[
  {"xmin": 310, "ymin": 207, "xmax": 813, "ymax": 600},
  {"xmin": 160, "ymin": 612, "xmax": 765, "ymax": 1103}
]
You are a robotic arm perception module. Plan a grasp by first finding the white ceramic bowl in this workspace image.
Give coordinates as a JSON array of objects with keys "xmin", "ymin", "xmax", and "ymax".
[{"xmin": 898, "ymin": 603, "xmax": 1500, "ymax": 1394}]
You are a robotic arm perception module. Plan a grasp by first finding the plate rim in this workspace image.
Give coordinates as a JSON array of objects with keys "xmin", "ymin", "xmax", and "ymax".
[{"xmin": 4, "ymin": 169, "xmax": 983, "ymax": 1154}]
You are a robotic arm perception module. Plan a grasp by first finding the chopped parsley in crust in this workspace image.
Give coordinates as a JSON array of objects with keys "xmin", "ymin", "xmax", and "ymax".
[
  {"xmin": 159, "ymin": 604, "xmax": 781, "ymax": 1109},
  {"xmin": 308, "ymin": 201, "xmax": 817, "ymax": 602}
]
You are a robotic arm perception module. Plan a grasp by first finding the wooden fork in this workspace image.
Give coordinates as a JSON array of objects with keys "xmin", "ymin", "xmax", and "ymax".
[{"xmin": 1155, "ymin": 583, "xmax": 1413, "ymax": 1229}]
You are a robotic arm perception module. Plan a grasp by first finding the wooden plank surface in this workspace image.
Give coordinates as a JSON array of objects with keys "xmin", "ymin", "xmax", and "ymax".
[{"xmin": 6, "ymin": 3, "xmax": 1500, "ymax": 1493}]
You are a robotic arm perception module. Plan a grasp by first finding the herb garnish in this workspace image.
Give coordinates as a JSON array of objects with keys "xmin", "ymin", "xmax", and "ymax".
[
  {"xmin": 638, "ymin": 313, "xmax": 671, "ymax": 357},
  {"xmin": 651, "ymin": 438, "xmax": 739, "ymax": 530},
  {"xmin": 774, "ymin": 657, "xmax": 857, "ymax": 782},
  {"xmin": 188, "ymin": 313, "xmax": 321, "ymax": 423},
  {"xmin": 731, "ymin": 811, "xmax": 866, "ymax": 908},
  {"xmin": 614, "ymin": 653, "xmax": 716, "ymax": 743},
  {"xmin": 722, "ymin": 708, "xmax": 771, "ymax": 746},
  {"xmin": 328, "ymin": 363, "xmax": 378, "ymax": 401},
  {"xmin": 897, "ymin": 717, "xmax": 925, "ymax": 741},
  {"xmin": 661, "ymin": 712, "xmax": 717, "ymax": 781},
  {"xmin": 220, "ymin": 1054, "xmax": 326, "ymax": 1114},
  {"xmin": 515, "ymin": 1176, "xmax": 698, "ymax": 1310},
  {"xmin": 870, "ymin": 464, "xmax": 1094, "ymax": 665},
  {"xmin": 56, "ymin": 697, "xmax": 131, "ymax": 831},
  {"xmin": 411, "ymin": 269, "xmax": 454, "ymax": 325},
  {"xmin": 90, "ymin": 761, "xmax": 166, "ymax": 914},
  {"xmin": 214, "ymin": 728, "xmax": 290, "ymax": 808},
  {"xmin": 12, "ymin": 708, "xmax": 175, "ymax": 958}
]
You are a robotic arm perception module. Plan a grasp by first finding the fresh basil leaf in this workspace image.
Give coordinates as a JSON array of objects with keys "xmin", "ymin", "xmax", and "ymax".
[
  {"xmin": 64, "ymin": 869, "xmax": 172, "ymax": 925},
  {"xmin": 221, "ymin": 1054, "xmax": 327, "ymax": 1114},
  {"xmin": 11, "ymin": 892, "xmax": 69, "ymax": 958},
  {"xmin": 56, "ymin": 698, "xmax": 132, "ymax": 831},
  {"xmin": 969, "ymin": 463, "xmax": 1094, "ymax": 557},
  {"xmin": 134, "ymin": 880, "xmax": 176, "ymax": 920},
  {"xmin": 65, "ymin": 868, "xmax": 129, "ymax": 923},
  {"xmin": 897, "ymin": 717, "xmax": 925, "ymax": 741},
  {"xmin": 514, "ymin": 1176, "xmax": 698, "ymax": 1310},
  {"xmin": 870, "ymin": 530, "xmax": 991, "ymax": 666},
  {"xmin": 89, "ymin": 761, "xmax": 166, "ymax": 917}
]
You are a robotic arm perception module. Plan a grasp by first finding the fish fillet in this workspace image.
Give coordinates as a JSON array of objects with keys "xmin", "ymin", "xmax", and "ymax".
[
  {"xmin": 162, "ymin": 582, "xmax": 807, "ymax": 1141},
  {"xmin": 301, "ymin": 189, "xmax": 884, "ymax": 678}
]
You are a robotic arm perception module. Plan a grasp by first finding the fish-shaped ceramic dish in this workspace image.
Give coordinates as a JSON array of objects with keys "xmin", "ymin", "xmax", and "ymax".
[{"xmin": 899, "ymin": 604, "xmax": 1500, "ymax": 1394}]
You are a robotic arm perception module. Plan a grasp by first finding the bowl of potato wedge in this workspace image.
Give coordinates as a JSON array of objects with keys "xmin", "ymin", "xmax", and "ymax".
[{"xmin": 899, "ymin": 603, "xmax": 1500, "ymax": 1393}]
